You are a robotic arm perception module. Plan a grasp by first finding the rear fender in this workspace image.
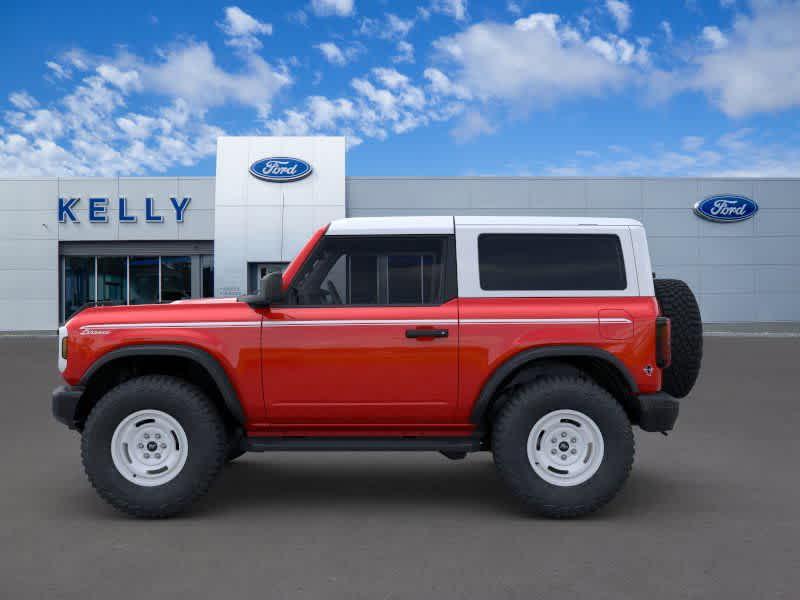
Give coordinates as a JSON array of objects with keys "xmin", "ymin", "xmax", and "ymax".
[{"xmin": 470, "ymin": 345, "xmax": 639, "ymax": 425}]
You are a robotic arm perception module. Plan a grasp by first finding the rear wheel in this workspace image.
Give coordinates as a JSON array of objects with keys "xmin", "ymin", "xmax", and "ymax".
[
  {"xmin": 81, "ymin": 375, "xmax": 227, "ymax": 518},
  {"xmin": 654, "ymin": 278, "xmax": 703, "ymax": 398},
  {"xmin": 492, "ymin": 376, "xmax": 634, "ymax": 518}
]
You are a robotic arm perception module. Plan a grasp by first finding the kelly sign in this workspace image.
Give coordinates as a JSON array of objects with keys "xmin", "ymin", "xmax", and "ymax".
[{"xmin": 58, "ymin": 197, "xmax": 191, "ymax": 223}]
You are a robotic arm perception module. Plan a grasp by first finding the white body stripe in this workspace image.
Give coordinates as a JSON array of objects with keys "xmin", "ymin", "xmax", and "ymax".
[
  {"xmin": 80, "ymin": 317, "xmax": 631, "ymax": 331},
  {"xmin": 80, "ymin": 322, "xmax": 260, "ymax": 330},
  {"xmin": 460, "ymin": 318, "xmax": 631, "ymax": 325}
]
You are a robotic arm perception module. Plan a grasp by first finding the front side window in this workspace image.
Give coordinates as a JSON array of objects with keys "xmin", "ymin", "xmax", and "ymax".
[
  {"xmin": 478, "ymin": 233, "xmax": 627, "ymax": 291},
  {"xmin": 288, "ymin": 236, "xmax": 448, "ymax": 306}
]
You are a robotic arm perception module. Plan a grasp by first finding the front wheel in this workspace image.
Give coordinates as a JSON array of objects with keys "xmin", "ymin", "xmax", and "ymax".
[
  {"xmin": 492, "ymin": 376, "xmax": 634, "ymax": 518},
  {"xmin": 81, "ymin": 375, "xmax": 227, "ymax": 518}
]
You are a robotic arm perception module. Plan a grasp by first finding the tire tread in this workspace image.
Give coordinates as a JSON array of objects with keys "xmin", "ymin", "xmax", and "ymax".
[
  {"xmin": 492, "ymin": 376, "xmax": 634, "ymax": 518},
  {"xmin": 81, "ymin": 375, "xmax": 226, "ymax": 518}
]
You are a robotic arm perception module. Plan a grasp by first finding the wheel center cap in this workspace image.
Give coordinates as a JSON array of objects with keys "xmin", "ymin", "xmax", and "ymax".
[
  {"xmin": 558, "ymin": 441, "xmax": 569, "ymax": 452},
  {"xmin": 146, "ymin": 441, "xmax": 158, "ymax": 452}
]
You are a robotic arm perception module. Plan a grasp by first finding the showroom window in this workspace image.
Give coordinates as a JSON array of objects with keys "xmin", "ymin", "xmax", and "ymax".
[{"xmin": 61, "ymin": 254, "xmax": 214, "ymax": 321}]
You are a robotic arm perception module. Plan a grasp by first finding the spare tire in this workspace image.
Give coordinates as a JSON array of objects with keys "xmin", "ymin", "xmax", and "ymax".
[{"xmin": 654, "ymin": 279, "xmax": 703, "ymax": 398}]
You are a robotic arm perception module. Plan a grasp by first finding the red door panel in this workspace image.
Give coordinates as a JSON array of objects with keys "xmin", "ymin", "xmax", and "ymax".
[{"xmin": 259, "ymin": 300, "xmax": 459, "ymax": 428}]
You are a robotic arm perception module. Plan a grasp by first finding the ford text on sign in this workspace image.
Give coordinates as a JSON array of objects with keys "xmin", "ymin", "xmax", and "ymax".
[
  {"xmin": 693, "ymin": 195, "xmax": 758, "ymax": 223},
  {"xmin": 249, "ymin": 157, "xmax": 312, "ymax": 182}
]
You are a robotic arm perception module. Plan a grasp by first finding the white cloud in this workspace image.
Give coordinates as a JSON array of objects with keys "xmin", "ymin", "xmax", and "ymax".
[
  {"xmin": 315, "ymin": 42, "xmax": 347, "ymax": 66},
  {"xmin": 691, "ymin": 1, "xmax": 800, "ymax": 116},
  {"xmin": 606, "ymin": 0, "xmax": 632, "ymax": 33},
  {"xmin": 386, "ymin": 14, "xmax": 414, "ymax": 38},
  {"xmin": 423, "ymin": 67, "xmax": 472, "ymax": 100},
  {"xmin": 587, "ymin": 34, "xmax": 649, "ymax": 66},
  {"xmin": 545, "ymin": 128, "xmax": 800, "ymax": 177},
  {"xmin": 115, "ymin": 114, "xmax": 159, "ymax": 139},
  {"xmin": 45, "ymin": 61, "xmax": 71, "ymax": 80},
  {"xmin": 310, "ymin": 0, "xmax": 354, "ymax": 17},
  {"xmin": 681, "ymin": 135, "xmax": 704, "ymax": 152},
  {"xmin": 359, "ymin": 13, "xmax": 415, "ymax": 41},
  {"xmin": 432, "ymin": 13, "xmax": 639, "ymax": 107},
  {"xmin": 0, "ymin": 35, "xmax": 289, "ymax": 175},
  {"xmin": 372, "ymin": 67, "xmax": 410, "ymax": 90},
  {"xmin": 266, "ymin": 66, "xmax": 463, "ymax": 145},
  {"xmin": 451, "ymin": 110, "xmax": 496, "ymax": 142},
  {"xmin": 701, "ymin": 25, "xmax": 728, "ymax": 49},
  {"xmin": 6, "ymin": 108, "xmax": 65, "ymax": 139},
  {"xmin": 288, "ymin": 10, "xmax": 308, "ymax": 25},
  {"xmin": 218, "ymin": 6, "xmax": 272, "ymax": 51},
  {"xmin": 430, "ymin": 0, "xmax": 468, "ymax": 21},
  {"xmin": 393, "ymin": 41, "xmax": 415, "ymax": 63},
  {"xmin": 9, "ymin": 91, "xmax": 38, "ymax": 111},
  {"xmin": 507, "ymin": 1, "xmax": 522, "ymax": 16},
  {"xmin": 139, "ymin": 42, "xmax": 290, "ymax": 116},
  {"xmin": 660, "ymin": 20, "xmax": 673, "ymax": 43},
  {"xmin": 720, "ymin": 0, "xmax": 736, "ymax": 7},
  {"xmin": 96, "ymin": 64, "xmax": 142, "ymax": 93},
  {"xmin": 314, "ymin": 42, "xmax": 362, "ymax": 66}
]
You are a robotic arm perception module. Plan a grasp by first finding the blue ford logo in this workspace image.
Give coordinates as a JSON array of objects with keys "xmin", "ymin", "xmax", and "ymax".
[
  {"xmin": 693, "ymin": 195, "xmax": 758, "ymax": 223},
  {"xmin": 249, "ymin": 157, "xmax": 312, "ymax": 182}
]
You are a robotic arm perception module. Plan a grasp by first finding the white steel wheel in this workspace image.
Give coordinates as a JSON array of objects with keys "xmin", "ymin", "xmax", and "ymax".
[
  {"xmin": 526, "ymin": 409, "xmax": 604, "ymax": 487},
  {"xmin": 111, "ymin": 409, "xmax": 189, "ymax": 487}
]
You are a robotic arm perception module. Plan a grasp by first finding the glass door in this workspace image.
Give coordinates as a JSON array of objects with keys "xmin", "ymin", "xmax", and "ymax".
[
  {"xmin": 63, "ymin": 256, "xmax": 95, "ymax": 320},
  {"xmin": 97, "ymin": 257, "xmax": 127, "ymax": 305},
  {"xmin": 161, "ymin": 256, "xmax": 192, "ymax": 302},
  {"xmin": 129, "ymin": 256, "xmax": 159, "ymax": 305}
]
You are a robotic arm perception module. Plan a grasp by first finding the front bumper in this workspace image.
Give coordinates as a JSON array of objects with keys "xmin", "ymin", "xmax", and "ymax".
[
  {"xmin": 636, "ymin": 392, "xmax": 679, "ymax": 432},
  {"xmin": 52, "ymin": 385, "xmax": 85, "ymax": 430}
]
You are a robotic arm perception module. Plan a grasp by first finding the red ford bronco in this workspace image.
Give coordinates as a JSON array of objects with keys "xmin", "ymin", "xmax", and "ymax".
[{"xmin": 53, "ymin": 216, "xmax": 702, "ymax": 518}]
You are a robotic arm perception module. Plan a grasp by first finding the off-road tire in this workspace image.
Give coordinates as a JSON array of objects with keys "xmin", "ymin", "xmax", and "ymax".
[
  {"xmin": 654, "ymin": 278, "xmax": 703, "ymax": 398},
  {"xmin": 81, "ymin": 375, "xmax": 227, "ymax": 518},
  {"xmin": 492, "ymin": 376, "xmax": 634, "ymax": 518}
]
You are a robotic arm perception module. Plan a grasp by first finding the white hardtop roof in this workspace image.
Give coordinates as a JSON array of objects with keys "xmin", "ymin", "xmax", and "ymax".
[{"xmin": 327, "ymin": 215, "xmax": 642, "ymax": 235}]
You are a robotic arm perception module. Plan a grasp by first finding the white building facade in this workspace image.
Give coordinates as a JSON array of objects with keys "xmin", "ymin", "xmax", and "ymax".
[{"xmin": 0, "ymin": 135, "xmax": 797, "ymax": 331}]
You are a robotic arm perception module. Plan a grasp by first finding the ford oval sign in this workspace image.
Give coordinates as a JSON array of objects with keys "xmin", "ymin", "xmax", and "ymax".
[
  {"xmin": 693, "ymin": 195, "xmax": 758, "ymax": 223},
  {"xmin": 249, "ymin": 157, "xmax": 312, "ymax": 183}
]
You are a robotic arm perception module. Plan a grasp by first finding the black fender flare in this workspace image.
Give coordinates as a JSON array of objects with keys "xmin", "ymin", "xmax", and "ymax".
[
  {"xmin": 80, "ymin": 344, "xmax": 246, "ymax": 424},
  {"xmin": 470, "ymin": 345, "xmax": 639, "ymax": 425}
]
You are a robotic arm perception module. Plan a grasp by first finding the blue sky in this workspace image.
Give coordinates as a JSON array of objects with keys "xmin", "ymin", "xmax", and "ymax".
[{"xmin": 1, "ymin": 0, "xmax": 798, "ymax": 177}]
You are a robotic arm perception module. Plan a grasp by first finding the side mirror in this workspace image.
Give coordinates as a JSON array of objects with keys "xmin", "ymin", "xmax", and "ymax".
[{"xmin": 238, "ymin": 271, "xmax": 284, "ymax": 308}]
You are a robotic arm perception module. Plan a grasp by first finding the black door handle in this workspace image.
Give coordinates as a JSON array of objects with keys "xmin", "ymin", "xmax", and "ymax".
[{"xmin": 406, "ymin": 328, "xmax": 449, "ymax": 339}]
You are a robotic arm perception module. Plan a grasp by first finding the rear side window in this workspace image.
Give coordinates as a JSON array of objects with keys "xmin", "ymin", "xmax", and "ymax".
[{"xmin": 478, "ymin": 233, "xmax": 627, "ymax": 291}]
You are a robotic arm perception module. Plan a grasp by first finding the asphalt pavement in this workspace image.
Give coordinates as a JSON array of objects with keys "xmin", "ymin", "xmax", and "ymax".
[{"xmin": 1, "ymin": 336, "xmax": 798, "ymax": 599}]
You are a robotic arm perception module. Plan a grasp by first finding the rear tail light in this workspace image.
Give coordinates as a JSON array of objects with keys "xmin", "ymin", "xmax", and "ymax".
[{"xmin": 655, "ymin": 316, "xmax": 671, "ymax": 368}]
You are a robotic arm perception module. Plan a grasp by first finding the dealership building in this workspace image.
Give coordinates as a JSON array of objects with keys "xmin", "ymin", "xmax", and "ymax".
[{"xmin": 0, "ymin": 135, "xmax": 798, "ymax": 332}]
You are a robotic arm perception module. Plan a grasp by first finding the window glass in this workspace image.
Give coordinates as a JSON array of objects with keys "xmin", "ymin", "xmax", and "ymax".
[
  {"xmin": 349, "ymin": 254, "xmax": 379, "ymax": 304},
  {"xmin": 289, "ymin": 236, "xmax": 446, "ymax": 306},
  {"xmin": 478, "ymin": 234, "xmax": 627, "ymax": 291},
  {"xmin": 388, "ymin": 254, "xmax": 436, "ymax": 304},
  {"xmin": 161, "ymin": 256, "xmax": 191, "ymax": 302},
  {"xmin": 129, "ymin": 256, "xmax": 158, "ymax": 304},
  {"xmin": 64, "ymin": 256, "xmax": 95, "ymax": 320},
  {"xmin": 201, "ymin": 255, "xmax": 214, "ymax": 298},
  {"xmin": 97, "ymin": 256, "xmax": 127, "ymax": 304}
]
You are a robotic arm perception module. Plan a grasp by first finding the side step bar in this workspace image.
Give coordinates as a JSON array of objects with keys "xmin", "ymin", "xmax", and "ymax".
[{"xmin": 245, "ymin": 436, "xmax": 482, "ymax": 453}]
